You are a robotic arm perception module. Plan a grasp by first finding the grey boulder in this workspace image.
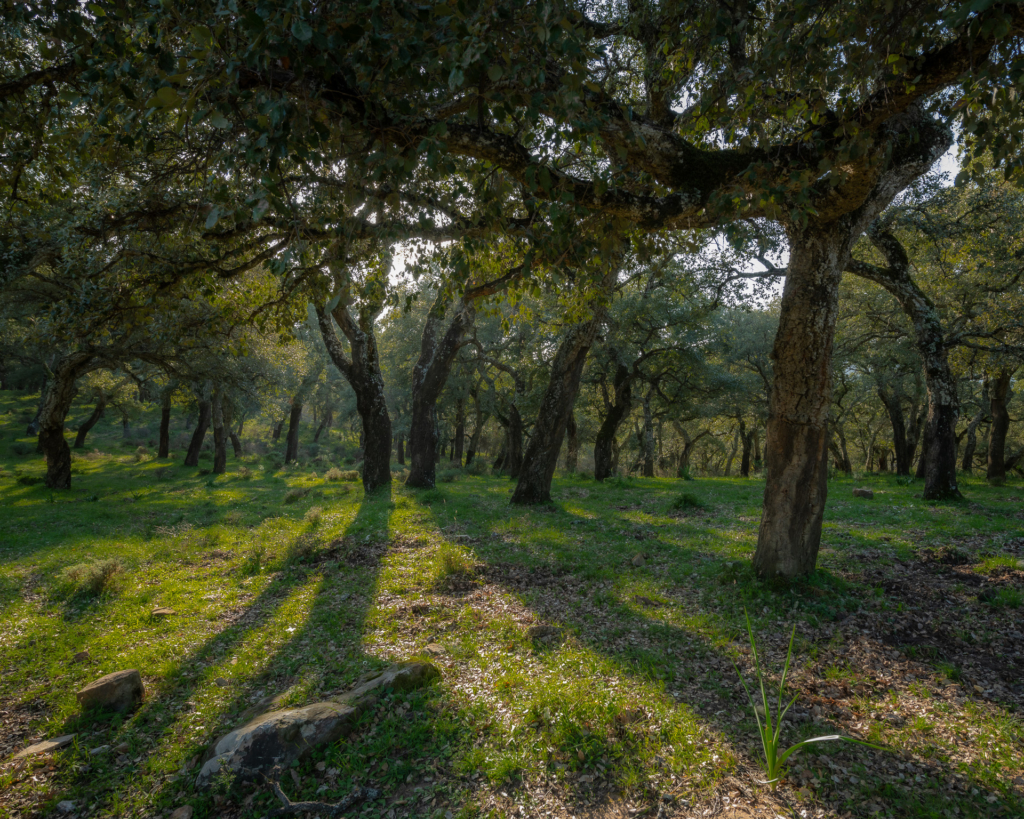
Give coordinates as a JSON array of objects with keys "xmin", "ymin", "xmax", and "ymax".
[{"xmin": 77, "ymin": 670, "xmax": 144, "ymax": 713}]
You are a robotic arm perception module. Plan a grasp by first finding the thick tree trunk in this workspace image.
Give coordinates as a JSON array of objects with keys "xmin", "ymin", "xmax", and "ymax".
[
  {"xmin": 316, "ymin": 302, "xmax": 393, "ymax": 493},
  {"xmin": 406, "ymin": 294, "xmax": 475, "ymax": 488},
  {"xmin": 754, "ymin": 224, "xmax": 850, "ymax": 580},
  {"xmin": 565, "ymin": 411, "xmax": 579, "ymax": 473},
  {"xmin": 878, "ymin": 387, "xmax": 910, "ymax": 476},
  {"xmin": 74, "ymin": 395, "xmax": 106, "ymax": 449},
  {"xmin": 212, "ymin": 390, "xmax": 227, "ymax": 474},
  {"xmin": 184, "ymin": 390, "xmax": 212, "ymax": 467},
  {"xmin": 158, "ymin": 388, "xmax": 172, "ymax": 458},
  {"xmin": 594, "ymin": 364, "xmax": 633, "ymax": 480},
  {"xmin": 987, "ymin": 369, "xmax": 1014, "ymax": 485},
  {"xmin": 38, "ymin": 353, "xmax": 94, "ymax": 489},
  {"xmin": 511, "ymin": 279, "xmax": 612, "ymax": 504},
  {"xmin": 284, "ymin": 402, "xmax": 302, "ymax": 464},
  {"xmin": 313, "ymin": 409, "xmax": 333, "ymax": 442},
  {"xmin": 452, "ymin": 398, "xmax": 465, "ymax": 465}
]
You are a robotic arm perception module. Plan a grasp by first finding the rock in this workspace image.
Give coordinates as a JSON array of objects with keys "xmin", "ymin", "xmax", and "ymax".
[
  {"xmin": 527, "ymin": 625, "xmax": 564, "ymax": 645},
  {"xmin": 152, "ymin": 607, "xmax": 177, "ymax": 617},
  {"xmin": 72, "ymin": 650, "xmax": 90, "ymax": 663},
  {"xmin": 13, "ymin": 734, "xmax": 76, "ymax": 760},
  {"xmin": 196, "ymin": 661, "xmax": 440, "ymax": 788},
  {"xmin": 420, "ymin": 643, "xmax": 446, "ymax": 657},
  {"xmin": 214, "ymin": 677, "xmax": 229, "ymax": 687},
  {"xmin": 115, "ymin": 742, "xmax": 129, "ymax": 753},
  {"xmin": 852, "ymin": 488, "xmax": 874, "ymax": 499},
  {"xmin": 631, "ymin": 553, "xmax": 646, "ymax": 567},
  {"xmin": 76, "ymin": 669, "xmax": 144, "ymax": 714},
  {"xmin": 169, "ymin": 807, "xmax": 194, "ymax": 819},
  {"xmin": 56, "ymin": 801, "xmax": 76, "ymax": 814},
  {"xmin": 89, "ymin": 745, "xmax": 110, "ymax": 756}
]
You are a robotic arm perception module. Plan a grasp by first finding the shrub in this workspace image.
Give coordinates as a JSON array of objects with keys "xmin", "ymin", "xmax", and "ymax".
[
  {"xmin": 283, "ymin": 487, "xmax": 311, "ymax": 504},
  {"xmin": 134, "ymin": 445, "xmax": 149, "ymax": 463},
  {"xmin": 429, "ymin": 542, "xmax": 476, "ymax": 591},
  {"xmin": 464, "ymin": 459, "xmax": 488, "ymax": 476},
  {"xmin": 304, "ymin": 505, "xmax": 324, "ymax": 526},
  {"xmin": 241, "ymin": 544, "xmax": 266, "ymax": 575},
  {"xmin": 437, "ymin": 468, "xmax": 460, "ymax": 483},
  {"xmin": 670, "ymin": 492, "xmax": 706, "ymax": 511},
  {"xmin": 288, "ymin": 531, "xmax": 325, "ymax": 564},
  {"xmin": 324, "ymin": 468, "xmax": 360, "ymax": 482},
  {"xmin": 16, "ymin": 475, "xmax": 43, "ymax": 486},
  {"xmin": 9, "ymin": 442, "xmax": 32, "ymax": 457},
  {"xmin": 677, "ymin": 465, "xmax": 694, "ymax": 481},
  {"xmin": 61, "ymin": 559, "xmax": 124, "ymax": 597}
]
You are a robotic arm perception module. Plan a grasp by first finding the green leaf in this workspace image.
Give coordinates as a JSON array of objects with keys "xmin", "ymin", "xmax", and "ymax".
[
  {"xmin": 209, "ymin": 111, "xmax": 231, "ymax": 129},
  {"xmin": 148, "ymin": 86, "xmax": 182, "ymax": 109},
  {"xmin": 291, "ymin": 19, "xmax": 313, "ymax": 41},
  {"xmin": 487, "ymin": 64, "xmax": 504, "ymax": 82},
  {"xmin": 204, "ymin": 207, "xmax": 220, "ymax": 229}
]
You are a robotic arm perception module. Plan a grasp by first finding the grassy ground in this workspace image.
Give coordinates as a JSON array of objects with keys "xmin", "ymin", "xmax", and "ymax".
[{"xmin": 1, "ymin": 389, "xmax": 1023, "ymax": 819}]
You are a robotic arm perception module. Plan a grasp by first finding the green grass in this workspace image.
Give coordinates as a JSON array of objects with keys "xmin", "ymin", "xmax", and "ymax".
[{"xmin": 0, "ymin": 389, "xmax": 1023, "ymax": 819}]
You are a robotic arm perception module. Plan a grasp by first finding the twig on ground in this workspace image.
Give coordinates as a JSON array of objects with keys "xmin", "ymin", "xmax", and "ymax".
[{"xmin": 263, "ymin": 766, "xmax": 380, "ymax": 817}]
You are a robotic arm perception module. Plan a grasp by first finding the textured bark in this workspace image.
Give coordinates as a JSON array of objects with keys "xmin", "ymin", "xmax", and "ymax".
[
  {"xmin": 316, "ymin": 302, "xmax": 392, "ymax": 493},
  {"xmin": 754, "ymin": 224, "xmax": 849, "ymax": 579},
  {"xmin": 987, "ymin": 369, "xmax": 1014, "ymax": 485},
  {"xmin": 158, "ymin": 388, "xmax": 173, "ymax": 458},
  {"xmin": 406, "ymin": 293, "xmax": 475, "ymax": 488},
  {"xmin": 594, "ymin": 364, "xmax": 633, "ymax": 480},
  {"xmin": 74, "ymin": 395, "xmax": 106, "ymax": 449},
  {"xmin": 38, "ymin": 353, "xmax": 95, "ymax": 489},
  {"xmin": 512, "ymin": 273, "xmax": 613, "ymax": 504},
  {"xmin": 284, "ymin": 403, "xmax": 303, "ymax": 464},
  {"xmin": 184, "ymin": 387, "xmax": 212, "ymax": 467},
  {"xmin": 565, "ymin": 411, "xmax": 579, "ymax": 473},
  {"xmin": 212, "ymin": 390, "xmax": 227, "ymax": 474},
  {"xmin": 848, "ymin": 229, "xmax": 960, "ymax": 497}
]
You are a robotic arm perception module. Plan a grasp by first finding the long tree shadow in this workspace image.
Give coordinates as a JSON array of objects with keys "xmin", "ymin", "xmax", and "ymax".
[
  {"xmin": 412, "ymin": 475, "xmax": 1024, "ymax": 819},
  {"xmin": 47, "ymin": 484, "xmax": 479, "ymax": 819}
]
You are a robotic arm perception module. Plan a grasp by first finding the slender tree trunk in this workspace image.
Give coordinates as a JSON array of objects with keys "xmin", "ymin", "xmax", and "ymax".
[
  {"xmin": 74, "ymin": 395, "xmax": 106, "ymax": 449},
  {"xmin": 724, "ymin": 425, "xmax": 740, "ymax": 477},
  {"xmin": 316, "ymin": 302, "xmax": 393, "ymax": 493},
  {"xmin": 184, "ymin": 389, "xmax": 212, "ymax": 467},
  {"xmin": 511, "ymin": 274, "xmax": 613, "ymax": 504},
  {"xmin": 121, "ymin": 416, "xmax": 131, "ymax": 439},
  {"xmin": 506, "ymin": 406, "xmax": 524, "ymax": 478},
  {"xmin": 739, "ymin": 419, "xmax": 753, "ymax": 477},
  {"xmin": 961, "ymin": 403, "xmax": 985, "ymax": 473},
  {"xmin": 396, "ymin": 432, "xmax": 405, "ymax": 465},
  {"xmin": 212, "ymin": 390, "xmax": 227, "ymax": 474},
  {"xmin": 284, "ymin": 402, "xmax": 303, "ymax": 464},
  {"xmin": 834, "ymin": 423, "xmax": 853, "ymax": 476},
  {"xmin": 565, "ymin": 411, "xmax": 579, "ymax": 473},
  {"xmin": 452, "ymin": 398, "xmax": 465, "ymax": 465},
  {"xmin": 878, "ymin": 387, "xmax": 910, "ymax": 476},
  {"xmin": 406, "ymin": 294, "xmax": 475, "ymax": 488},
  {"xmin": 878, "ymin": 449, "xmax": 889, "ymax": 472},
  {"xmin": 987, "ymin": 369, "xmax": 1014, "ymax": 485},
  {"xmin": 754, "ymin": 223, "xmax": 850, "ymax": 579},
  {"xmin": 466, "ymin": 395, "xmax": 486, "ymax": 467},
  {"xmin": 641, "ymin": 395, "xmax": 656, "ymax": 478},
  {"xmin": 271, "ymin": 416, "xmax": 286, "ymax": 442},
  {"xmin": 158, "ymin": 388, "xmax": 172, "ymax": 458},
  {"xmin": 313, "ymin": 409, "xmax": 333, "ymax": 442},
  {"xmin": 594, "ymin": 365, "xmax": 633, "ymax": 480},
  {"xmin": 493, "ymin": 435, "xmax": 508, "ymax": 471},
  {"xmin": 38, "ymin": 353, "xmax": 94, "ymax": 489}
]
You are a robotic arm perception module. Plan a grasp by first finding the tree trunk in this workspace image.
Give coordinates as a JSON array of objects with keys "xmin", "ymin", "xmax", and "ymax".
[
  {"xmin": 565, "ymin": 411, "xmax": 579, "ymax": 473},
  {"xmin": 74, "ymin": 395, "xmax": 106, "ymax": 449},
  {"xmin": 878, "ymin": 387, "xmax": 910, "ymax": 476},
  {"xmin": 212, "ymin": 390, "xmax": 227, "ymax": 474},
  {"xmin": 184, "ymin": 390, "xmax": 212, "ymax": 467},
  {"xmin": 641, "ymin": 394, "xmax": 656, "ymax": 478},
  {"xmin": 284, "ymin": 402, "xmax": 303, "ymax": 464},
  {"xmin": 452, "ymin": 398, "xmax": 465, "ymax": 465},
  {"xmin": 313, "ymin": 409, "xmax": 333, "ymax": 442},
  {"xmin": 396, "ymin": 432, "xmax": 405, "ymax": 465},
  {"xmin": 121, "ymin": 416, "xmax": 131, "ymax": 439},
  {"xmin": 878, "ymin": 449, "xmax": 889, "ymax": 472},
  {"xmin": 465, "ymin": 394, "xmax": 486, "ymax": 467},
  {"xmin": 754, "ymin": 223, "xmax": 849, "ymax": 580},
  {"xmin": 739, "ymin": 419, "xmax": 753, "ymax": 477},
  {"xmin": 835, "ymin": 423, "xmax": 853, "ymax": 476},
  {"xmin": 987, "ymin": 369, "xmax": 1014, "ymax": 485},
  {"xmin": 38, "ymin": 353, "xmax": 94, "ymax": 489},
  {"xmin": 271, "ymin": 416, "xmax": 286, "ymax": 441},
  {"xmin": 511, "ymin": 277, "xmax": 612, "ymax": 504},
  {"xmin": 158, "ymin": 388, "xmax": 172, "ymax": 458},
  {"xmin": 594, "ymin": 364, "xmax": 633, "ymax": 480},
  {"xmin": 724, "ymin": 425, "xmax": 740, "ymax": 477},
  {"xmin": 406, "ymin": 293, "xmax": 475, "ymax": 488},
  {"xmin": 316, "ymin": 302, "xmax": 393, "ymax": 493}
]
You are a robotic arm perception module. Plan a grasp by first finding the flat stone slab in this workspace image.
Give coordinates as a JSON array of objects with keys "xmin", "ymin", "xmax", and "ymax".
[
  {"xmin": 852, "ymin": 487, "xmax": 874, "ymax": 499},
  {"xmin": 13, "ymin": 734, "xmax": 76, "ymax": 760},
  {"xmin": 196, "ymin": 661, "xmax": 439, "ymax": 788},
  {"xmin": 77, "ymin": 669, "xmax": 144, "ymax": 713}
]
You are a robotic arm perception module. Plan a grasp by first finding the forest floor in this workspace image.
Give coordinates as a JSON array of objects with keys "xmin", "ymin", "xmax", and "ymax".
[{"xmin": 1, "ymin": 390, "xmax": 1023, "ymax": 819}]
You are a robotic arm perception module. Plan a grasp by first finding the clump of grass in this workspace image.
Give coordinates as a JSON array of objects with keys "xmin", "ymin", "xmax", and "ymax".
[
  {"xmin": 324, "ymin": 467, "xmax": 360, "ymax": 482},
  {"xmin": 61, "ymin": 559, "xmax": 124, "ymax": 598},
  {"xmin": 288, "ymin": 531, "xmax": 325, "ymax": 564},
  {"xmin": 236, "ymin": 466, "xmax": 254, "ymax": 480},
  {"xmin": 223, "ymin": 509, "xmax": 244, "ymax": 525},
  {"xmin": 133, "ymin": 445, "xmax": 149, "ymax": 463},
  {"xmin": 9, "ymin": 442, "xmax": 32, "ymax": 457},
  {"xmin": 283, "ymin": 487, "xmax": 311, "ymax": 504},
  {"xmin": 437, "ymin": 468, "xmax": 460, "ymax": 483},
  {"xmin": 982, "ymin": 587, "xmax": 1023, "ymax": 609},
  {"xmin": 670, "ymin": 492, "xmax": 706, "ymax": 511},
  {"xmin": 304, "ymin": 505, "xmax": 324, "ymax": 527},
  {"xmin": 240, "ymin": 544, "xmax": 266, "ymax": 575},
  {"xmin": 429, "ymin": 542, "xmax": 476, "ymax": 591},
  {"xmin": 464, "ymin": 459, "xmax": 488, "ymax": 477},
  {"xmin": 16, "ymin": 475, "xmax": 43, "ymax": 486}
]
